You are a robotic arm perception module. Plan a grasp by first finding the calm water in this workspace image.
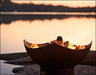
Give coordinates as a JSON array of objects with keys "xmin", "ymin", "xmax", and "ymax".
[
  {"xmin": 0, "ymin": 60, "xmax": 22, "ymax": 75},
  {"xmin": 1, "ymin": 12, "xmax": 95, "ymax": 15},
  {"xmin": 1, "ymin": 13, "xmax": 95, "ymax": 54},
  {"xmin": 0, "ymin": 12, "xmax": 95, "ymax": 75}
]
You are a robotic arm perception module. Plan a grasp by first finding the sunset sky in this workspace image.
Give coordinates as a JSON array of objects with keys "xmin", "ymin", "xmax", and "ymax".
[
  {"xmin": 11, "ymin": 0, "xmax": 95, "ymax": 7},
  {"xmin": 1, "ymin": 0, "xmax": 95, "ymax": 54}
]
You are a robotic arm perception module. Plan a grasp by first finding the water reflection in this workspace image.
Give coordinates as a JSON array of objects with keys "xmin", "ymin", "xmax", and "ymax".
[
  {"xmin": 0, "ymin": 14, "xmax": 96, "ymax": 24},
  {"xmin": 1, "ymin": 17, "xmax": 95, "ymax": 53},
  {"xmin": 0, "ymin": 60, "xmax": 22, "ymax": 75}
]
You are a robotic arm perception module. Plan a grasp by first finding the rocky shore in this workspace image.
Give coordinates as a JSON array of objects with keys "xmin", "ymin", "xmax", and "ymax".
[
  {"xmin": 0, "ymin": 51, "xmax": 96, "ymax": 75},
  {"xmin": 12, "ymin": 64, "xmax": 95, "ymax": 75}
]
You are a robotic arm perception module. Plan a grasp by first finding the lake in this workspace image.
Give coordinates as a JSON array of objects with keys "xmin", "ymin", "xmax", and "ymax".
[
  {"xmin": 0, "ymin": 60, "xmax": 23, "ymax": 75},
  {"xmin": 0, "ymin": 12, "xmax": 96, "ymax": 75},
  {"xmin": 1, "ymin": 12, "xmax": 95, "ymax": 54}
]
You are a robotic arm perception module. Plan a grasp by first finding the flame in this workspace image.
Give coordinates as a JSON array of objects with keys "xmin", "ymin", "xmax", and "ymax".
[
  {"xmin": 68, "ymin": 43, "xmax": 76, "ymax": 49},
  {"xmin": 78, "ymin": 45, "xmax": 85, "ymax": 50},
  {"xmin": 30, "ymin": 40, "xmax": 85, "ymax": 50},
  {"xmin": 31, "ymin": 44, "xmax": 39, "ymax": 48},
  {"xmin": 67, "ymin": 43, "xmax": 85, "ymax": 50}
]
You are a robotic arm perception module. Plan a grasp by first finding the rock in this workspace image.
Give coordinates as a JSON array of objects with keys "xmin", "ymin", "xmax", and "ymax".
[
  {"xmin": 7, "ymin": 56, "xmax": 32, "ymax": 63},
  {"xmin": 75, "ymin": 65, "xmax": 96, "ymax": 75},
  {"xmin": 12, "ymin": 67, "xmax": 24, "ymax": 73},
  {"xmin": 13, "ymin": 64, "xmax": 96, "ymax": 75},
  {"xmin": 13, "ymin": 64, "xmax": 40, "ymax": 75},
  {"xmin": 24, "ymin": 65, "xmax": 40, "ymax": 75}
]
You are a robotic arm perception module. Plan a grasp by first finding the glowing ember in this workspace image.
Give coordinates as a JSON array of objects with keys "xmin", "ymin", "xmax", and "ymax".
[
  {"xmin": 31, "ymin": 44, "xmax": 39, "ymax": 48},
  {"xmin": 78, "ymin": 45, "xmax": 85, "ymax": 50},
  {"xmin": 68, "ymin": 43, "xmax": 76, "ymax": 49},
  {"xmin": 30, "ymin": 40, "xmax": 85, "ymax": 50}
]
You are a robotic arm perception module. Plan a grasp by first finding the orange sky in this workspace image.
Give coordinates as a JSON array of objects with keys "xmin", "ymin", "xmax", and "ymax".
[{"xmin": 11, "ymin": 0, "xmax": 95, "ymax": 7}]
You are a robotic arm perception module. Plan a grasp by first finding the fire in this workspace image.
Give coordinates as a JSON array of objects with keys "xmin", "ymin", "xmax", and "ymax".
[
  {"xmin": 68, "ymin": 43, "xmax": 76, "ymax": 49},
  {"xmin": 30, "ymin": 40, "xmax": 85, "ymax": 50},
  {"xmin": 63, "ymin": 41, "xmax": 85, "ymax": 50},
  {"xmin": 31, "ymin": 44, "xmax": 39, "ymax": 48},
  {"xmin": 78, "ymin": 45, "xmax": 85, "ymax": 50},
  {"xmin": 67, "ymin": 43, "xmax": 85, "ymax": 50}
]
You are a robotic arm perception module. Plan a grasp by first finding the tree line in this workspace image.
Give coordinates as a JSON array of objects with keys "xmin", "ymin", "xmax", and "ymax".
[{"xmin": 0, "ymin": 0, "xmax": 96, "ymax": 12}]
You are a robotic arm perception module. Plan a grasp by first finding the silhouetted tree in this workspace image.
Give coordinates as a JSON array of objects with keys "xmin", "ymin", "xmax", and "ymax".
[{"xmin": 0, "ymin": 0, "xmax": 96, "ymax": 12}]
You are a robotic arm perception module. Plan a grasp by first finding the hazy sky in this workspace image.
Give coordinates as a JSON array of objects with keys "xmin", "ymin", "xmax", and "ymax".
[{"xmin": 11, "ymin": 0, "xmax": 95, "ymax": 7}]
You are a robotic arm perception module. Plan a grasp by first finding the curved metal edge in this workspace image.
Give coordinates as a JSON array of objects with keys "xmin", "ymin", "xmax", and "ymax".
[{"xmin": 23, "ymin": 40, "xmax": 92, "ymax": 50}]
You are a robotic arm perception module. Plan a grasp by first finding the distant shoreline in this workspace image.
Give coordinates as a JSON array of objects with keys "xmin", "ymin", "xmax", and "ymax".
[
  {"xmin": 1, "ymin": 12, "xmax": 95, "ymax": 15},
  {"xmin": 1, "ymin": 0, "xmax": 96, "ymax": 12}
]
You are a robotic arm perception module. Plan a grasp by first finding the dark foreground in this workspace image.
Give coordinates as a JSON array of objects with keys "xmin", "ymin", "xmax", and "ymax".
[
  {"xmin": 11, "ymin": 64, "xmax": 95, "ymax": 75},
  {"xmin": 0, "ymin": 51, "xmax": 96, "ymax": 75}
]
